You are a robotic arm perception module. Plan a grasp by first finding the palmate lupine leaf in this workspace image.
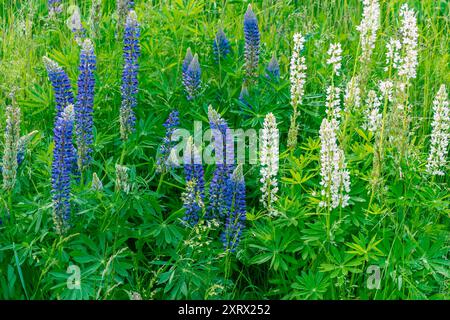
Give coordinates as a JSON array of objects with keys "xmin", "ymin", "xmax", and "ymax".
[{"xmin": 291, "ymin": 271, "xmax": 330, "ymax": 299}]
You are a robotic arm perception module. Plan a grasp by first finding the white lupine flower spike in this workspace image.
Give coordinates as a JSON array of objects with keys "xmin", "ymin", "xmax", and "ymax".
[
  {"xmin": 319, "ymin": 118, "xmax": 351, "ymax": 209},
  {"xmin": 398, "ymin": 4, "xmax": 419, "ymax": 81},
  {"xmin": 426, "ymin": 85, "xmax": 449, "ymax": 176},
  {"xmin": 363, "ymin": 90, "xmax": 382, "ymax": 133},
  {"xmin": 288, "ymin": 33, "xmax": 307, "ymax": 148},
  {"xmin": 344, "ymin": 76, "xmax": 361, "ymax": 113},
  {"xmin": 260, "ymin": 113, "xmax": 279, "ymax": 216},
  {"xmin": 327, "ymin": 43, "xmax": 343, "ymax": 77},
  {"xmin": 357, "ymin": 0, "xmax": 380, "ymax": 64}
]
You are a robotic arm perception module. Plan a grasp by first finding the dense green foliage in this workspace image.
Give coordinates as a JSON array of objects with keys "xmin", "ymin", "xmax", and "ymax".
[{"xmin": 0, "ymin": 0, "xmax": 449, "ymax": 300}]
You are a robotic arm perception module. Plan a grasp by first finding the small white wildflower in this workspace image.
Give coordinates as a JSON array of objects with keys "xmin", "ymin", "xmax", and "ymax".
[
  {"xmin": 357, "ymin": 0, "xmax": 381, "ymax": 63},
  {"xmin": 327, "ymin": 43, "xmax": 343, "ymax": 76},
  {"xmin": 426, "ymin": 85, "xmax": 449, "ymax": 176},
  {"xmin": 363, "ymin": 90, "xmax": 382, "ymax": 133},
  {"xmin": 260, "ymin": 113, "xmax": 279, "ymax": 216}
]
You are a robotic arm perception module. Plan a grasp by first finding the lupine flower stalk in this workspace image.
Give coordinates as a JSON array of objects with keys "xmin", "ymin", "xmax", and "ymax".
[
  {"xmin": 91, "ymin": 172, "xmax": 103, "ymax": 191},
  {"xmin": 207, "ymin": 106, "xmax": 235, "ymax": 219},
  {"xmin": 398, "ymin": 4, "xmax": 419, "ymax": 81},
  {"xmin": 44, "ymin": 57, "xmax": 77, "ymax": 173},
  {"xmin": 265, "ymin": 53, "xmax": 280, "ymax": 80},
  {"xmin": 17, "ymin": 130, "xmax": 38, "ymax": 166},
  {"xmin": 385, "ymin": 38, "xmax": 402, "ymax": 72},
  {"xmin": 183, "ymin": 54, "xmax": 201, "ymax": 100},
  {"xmin": 48, "ymin": 0, "xmax": 62, "ymax": 16},
  {"xmin": 288, "ymin": 33, "xmax": 307, "ymax": 149},
  {"xmin": 67, "ymin": 6, "xmax": 86, "ymax": 45},
  {"xmin": 357, "ymin": 0, "xmax": 380, "ymax": 65},
  {"xmin": 156, "ymin": 110, "xmax": 180, "ymax": 173},
  {"xmin": 43, "ymin": 57, "xmax": 75, "ymax": 117},
  {"xmin": 344, "ymin": 76, "xmax": 361, "ymax": 113},
  {"xmin": 243, "ymin": 4, "xmax": 260, "ymax": 84},
  {"xmin": 363, "ymin": 90, "xmax": 382, "ymax": 133},
  {"xmin": 52, "ymin": 104, "xmax": 75, "ymax": 233},
  {"xmin": 115, "ymin": 0, "xmax": 135, "ymax": 36},
  {"xmin": 327, "ymin": 43, "xmax": 343, "ymax": 77},
  {"xmin": 319, "ymin": 118, "xmax": 351, "ymax": 209},
  {"xmin": 385, "ymin": 5, "xmax": 419, "ymax": 165},
  {"xmin": 325, "ymin": 86, "xmax": 342, "ymax": 124},
  {"xmin": 120, "ymin": 10, "xmax": 140, "ymax": 141},
  {"xmin": 115, "ymin": 164, "xmax": 131, "ymax": 193},
  {"xmin": 182, "ymin": 137, "xmax": 205, "ymax": 225},
  {"xmin": 88, "ymin": 0, "xmax": 102, "ymax": 38},
  {"xmin": 75, "ymin": 39, "xmax": 96, "ymax": 171},
  {"xmin": 221, "ymin": 165, "xmax": 246, "ymax": 252},
  {"xmin": 426, "ymin": 85, "xmax": 449, "ymax": 176},
  {"xmin": 378, "ymin": 80, "xmax": 394, "ymax": 102},
  {"xmin": 2, "ymin": 100, "xmax": 21, "ymax": 191},
  {"xmin": 182, "ymin": 48, "xmax": 193, "ymax": 76},
  {"xmin": 213, "ymin": 28, "xmax": 231, "ymax": 61},
  {"xmin": 260, "ymin": 113, "xmax": 279, "ymax": 216}
]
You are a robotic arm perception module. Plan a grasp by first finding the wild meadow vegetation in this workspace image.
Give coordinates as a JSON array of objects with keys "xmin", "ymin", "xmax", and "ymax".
[{"xmin": 0, "ymin": 0, "xmax": 449, "ymax": 300}]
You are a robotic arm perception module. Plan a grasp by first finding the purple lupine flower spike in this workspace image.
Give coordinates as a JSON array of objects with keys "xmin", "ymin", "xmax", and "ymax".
[
  {"xmin": 52, "ymin": 104, "xmax": 75, "ymax": 234},
  {"xmin": 75, "ymin": 39, "xmax": 96, "ymax": 170},
  {"xmin": 44, "ymin": 57, "xmax": 78, "ymax": 172},
  {"xmin": 43, "ymin": 57, "xmax": 75, "ymax": 118},
  {"xmin": 220, "ymin": 164, "xmax": 246, "ymax": 252},
  {"xmin": 183, "ymin": 53, "xmax": 201, "ymax": 100},
  {"xmin": 120, "ymin": 10, "xmax": 141, "ymax": 141},
  {"xmin": 243, "ymin": 4, "xmax": 260, "ymax": 84},
  {"xmin": 266, "ymin": 53, "xmax": 280, "ymax": 80},
  {"xmin": 206, "ymin": 106, "xmax": 235, "ymax": 220},
  {"xmin": 213, "ymin": 28, "xmax": 231, "ymax": 61},
  {"xmin": 182, "ymin": 48, "xmax": 193, "ymax": 76},
  {"xmin": 156, "ymin": 109, "xmax": 180, "ymax": 173}
]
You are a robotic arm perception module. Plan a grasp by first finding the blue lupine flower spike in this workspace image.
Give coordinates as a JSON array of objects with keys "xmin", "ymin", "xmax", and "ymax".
[
  {"xmin": 75, "ymin": 39, "xmax": 96, "ymax": 171},
  {"xmin": 220, "ymin": 164, "xmax": 246, "ymax": 252},
  {"xmin": 243, "ymin": 4, "xmax": 260, "ymax": 85},
  {"xmin": 183, "ymin": 53, "xmax": 201, "ymax": 100},
  {"xmin": 213, "ymin": 27, "xmax": 231, "ymax": 61},
  {"xmin": 206, "ymin": 106, "xmax": 235, "ymax": 220},
  {"xmin": 51, "ymin": 104, "xmax": 75, "ymax": 234},
  {"xmin": 43, "ymin": 57, "xmax": 75, "ymax": 118},
  {"xmin": 266, "ymin": 53, "xmax": 280, "ymax": 80},
  {"xmin": 120, "ymin": 10, "xmax": 141, "ymax": 141},
  {"xmin": 44, "ymin": 57, "xmax": 78, "ymax": 173},
  {"xmin": 182, "ymin": 47, "xmax": 193, "ymax": 76}
]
